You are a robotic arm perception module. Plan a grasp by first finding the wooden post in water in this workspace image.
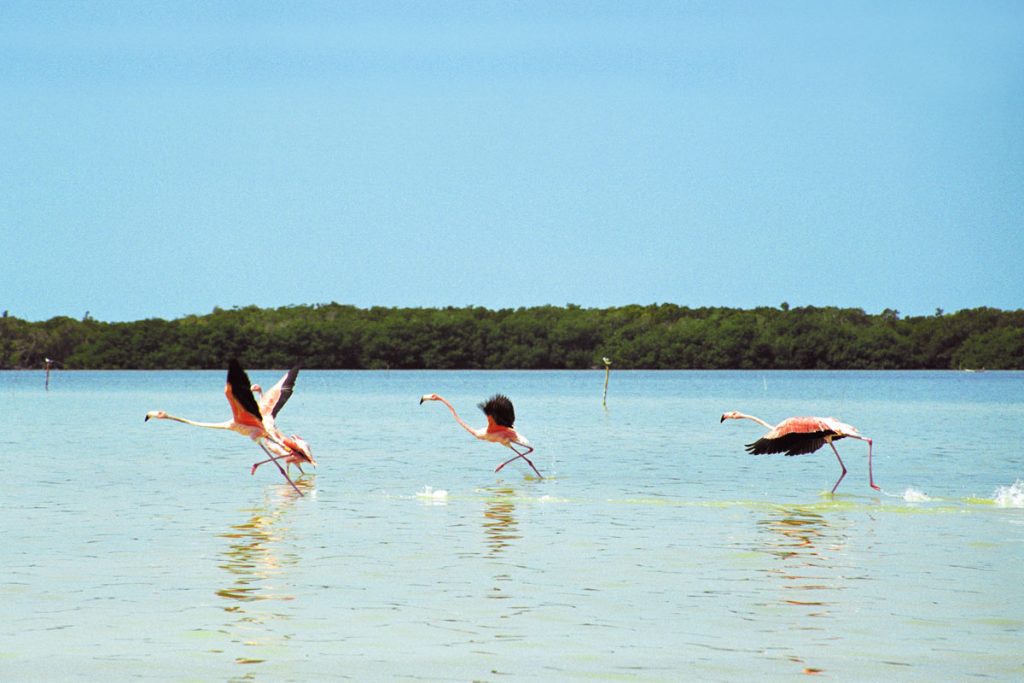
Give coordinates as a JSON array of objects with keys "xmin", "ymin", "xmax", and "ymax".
[{"xmin": 602, "ymin": 357, "xmax": 612, "ymax": 407}]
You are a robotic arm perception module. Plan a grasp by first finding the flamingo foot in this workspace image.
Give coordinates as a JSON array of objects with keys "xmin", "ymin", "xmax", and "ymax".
[{"xmin": 522, "ymin": 457, "xmax": 544, "ymax": 480}]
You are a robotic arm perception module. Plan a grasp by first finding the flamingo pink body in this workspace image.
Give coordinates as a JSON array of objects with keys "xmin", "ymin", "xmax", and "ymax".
[
  {"xmin": 420, "ymin": 393, "xmax": 543, "ymax": 479},
  {"xmin": 720, "ymin": 411, "xmax": 879, "ymax": 493}
]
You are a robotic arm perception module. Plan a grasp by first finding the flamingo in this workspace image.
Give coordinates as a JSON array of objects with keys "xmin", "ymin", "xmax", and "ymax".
[
  {"xmin": 720, "ymin": 411, "xmax": 879, "ymax": 493},
  {"xmin": 420, "ymin": 393, "xmax": 543, "ymax": 479},
  {"xmin": 145, "ymin": 359, "xmax": 304, "ymax": 496},
  {"xmin": 248, "ymin": 367, "xmax": 316, "ymax": 476}
]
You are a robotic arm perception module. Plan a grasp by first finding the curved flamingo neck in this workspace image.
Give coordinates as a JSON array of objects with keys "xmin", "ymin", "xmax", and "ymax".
[
  {"xmin": 734, "ymin": 412, "xmax": 774, "ymax": 429},
  {"xmin": 434, "ymin": 396, "xmax": 482, "ymax": 437}
]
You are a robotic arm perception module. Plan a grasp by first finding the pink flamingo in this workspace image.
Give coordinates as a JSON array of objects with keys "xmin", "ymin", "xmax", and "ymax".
[
  {"xmin": 145, "ymin": 359, "xmax": 304, "ymax": 495},
  {"xmin": 248, "ymin": 367, "xmax": 316, "ymax": 476},
  {"xmin": 420, "ymin": 393, "xmax": 543, "ymax": 479},
  {"xmin": 720, "ymin": 411, "xmax": 879, "ymax": 493}
]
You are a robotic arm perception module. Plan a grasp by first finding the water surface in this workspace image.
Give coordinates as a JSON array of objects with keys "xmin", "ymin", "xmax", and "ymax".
[{"xmin": 2, "ymin": 370, "xmax": 1022, "ymax": 680}]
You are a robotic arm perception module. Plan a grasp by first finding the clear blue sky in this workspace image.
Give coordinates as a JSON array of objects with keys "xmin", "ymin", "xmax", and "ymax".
[{"xmin": 3, "ymin": 1, "xmax": 1022, "ymax": 322}]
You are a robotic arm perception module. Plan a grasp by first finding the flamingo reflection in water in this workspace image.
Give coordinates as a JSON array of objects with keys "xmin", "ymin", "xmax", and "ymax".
[
  {"xmin": 216, "ymin": 482, "xmax": 311, "ymax": 666},
  {"xmin": 757, "ymin": 506, "xmax": 850, "ymax": 676},
  {"xmin": 481, "ymin": 486, "xmax": 525, "ymax": 622},
  {"xmin": 483, "ymin": 487, "xmax": 521, "ymax": 558}
]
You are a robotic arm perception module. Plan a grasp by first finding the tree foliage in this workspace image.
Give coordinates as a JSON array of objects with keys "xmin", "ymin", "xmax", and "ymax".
[{"xmin": 1, "ymin": 303, "xmax": 1021, "ymax": 370}]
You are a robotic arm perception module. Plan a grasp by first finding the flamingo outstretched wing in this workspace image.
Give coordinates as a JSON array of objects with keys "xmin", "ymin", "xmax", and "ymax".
[
  {"xmin": 259, "ymin": 367, "xmax": 300, "ymax": 419},
  {"xmin": 479, "ymin": 394, "xmax": 516, "ymax": 430},
  {"xmin": 745, "ymin": 417, "xmax": 843, "ymax": 456},
  {"xmin": 746, "ymin": 432, "xmax": 830, "ymax": 456},
  {"xmin": 226, "ymin": 359, "xmax": 264, "ymax": 429}
]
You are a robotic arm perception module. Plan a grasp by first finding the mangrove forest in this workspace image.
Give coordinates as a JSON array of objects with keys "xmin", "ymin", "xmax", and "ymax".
[{"xmin": 1, "ymin": 303, "xmax": 1021, "ymax": 370}]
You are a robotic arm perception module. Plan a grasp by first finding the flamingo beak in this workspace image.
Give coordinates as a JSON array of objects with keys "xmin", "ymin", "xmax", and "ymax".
[{"xmin": 719, "ymin": 414, "xmax": 726, "ymax": 423}]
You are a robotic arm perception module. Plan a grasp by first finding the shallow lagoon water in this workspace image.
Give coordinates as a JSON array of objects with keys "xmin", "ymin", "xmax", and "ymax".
[{"xmin": 2, "ymin": 370, "xmax": 1022, "ymax": 681}]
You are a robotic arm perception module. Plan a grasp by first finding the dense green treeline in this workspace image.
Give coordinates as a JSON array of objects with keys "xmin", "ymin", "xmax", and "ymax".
[{"xmin": 1, "ymin": 303, "xmax": 1022, "ymax": 370}]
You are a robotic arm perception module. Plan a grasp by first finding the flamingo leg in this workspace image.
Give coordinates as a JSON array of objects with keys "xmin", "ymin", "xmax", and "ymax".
[
  {"xmin": 867, "ymin": 438, "xmax": 879, "ymax": 490},
  {"xmin": 250, "ymin": 444, "xmax": 293, "ymax": 474},
  {"xmin": 839, "ymin": 438, "xmax": 880, "ymax": 491},
  {"xmin": 852, "ymin": 435, "xmax": 880, "ymax": 491},
  {"xmin": 257, "ymin": 442, "xmax": 303, "ymax": 496},
  {"xmin": 495, "ymin": 444, "xmax": 543, "ymax": 479},
  {"xmin": 250, "ymin": 453, "xmax": 284, "ymax": 475},
  {"xmin": 251, "ymin": 453, "xmax": 308, "ymax": 477},
  {"xmin": 828, "ymin": 442, "xmax": 847, "ymax": 494}
]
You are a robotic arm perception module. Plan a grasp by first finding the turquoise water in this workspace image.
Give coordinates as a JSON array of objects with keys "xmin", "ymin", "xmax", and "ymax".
[{"xmin": 2, "ymin": 370, "xmax": 1022, "ymax": 681}]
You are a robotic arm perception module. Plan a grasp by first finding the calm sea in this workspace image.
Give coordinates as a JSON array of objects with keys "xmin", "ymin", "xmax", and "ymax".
[{"xmin": 2, "ymin": 370, "xmax": 1022, "ymax": 681}]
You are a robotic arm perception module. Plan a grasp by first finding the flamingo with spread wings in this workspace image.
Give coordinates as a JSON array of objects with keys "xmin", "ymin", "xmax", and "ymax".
[
  {"xmin": 248, "ymin": 367, "xmax": 316, "ymax": 476},
  {"xmin": 420, "ymin": 393, "xmax": 543, "ymax": 479},
  {"xmin": 145, "ymin": 359, "xmax": 305, "ymax": 495},
  {"xmin": 720, "ymin": 411, "xmax": 879, "ymax": 493}
]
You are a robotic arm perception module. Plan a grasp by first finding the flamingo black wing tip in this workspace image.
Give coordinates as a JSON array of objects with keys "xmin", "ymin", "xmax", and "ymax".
[{"xmin": 226, "ymin": 359, "xmax": 262, "ymax": 419}]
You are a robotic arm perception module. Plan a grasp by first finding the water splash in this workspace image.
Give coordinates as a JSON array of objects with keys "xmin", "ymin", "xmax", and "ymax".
[
  {"xmin": 416, "ymin": 485, "xmax": 449, "ymax": 504},
  {"xmin": 993, "ymin": 480, "xmax": 1024, "ymax": 508},
  {"xmin": 903, "ymin": 487, "xmax": 932, "ymax": 503}
]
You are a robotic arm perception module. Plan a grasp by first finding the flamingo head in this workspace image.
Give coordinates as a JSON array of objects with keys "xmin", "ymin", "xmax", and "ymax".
[
  {"xmin": 419, "ymin": 393, "xmax": 441, "ymax": 405},
  {"xmin": 144, "ymin": 410, "xmax": 167, "ymax": 422},
  {"xmin": 284, "ymin": 435, "xmax": 316, "ymax": 466},
  {"xmin": 250, "ymin": 383, "xmax": 262, "ymax": 395},
  {"xmin": 720, "ymin": 411, "xmax": 743, "ymax": 423}
]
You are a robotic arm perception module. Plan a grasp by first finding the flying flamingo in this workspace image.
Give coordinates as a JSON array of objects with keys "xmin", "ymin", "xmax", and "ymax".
[
  {"xmin": 145, "ymin": 359, "xmax": 304, "ymax": 496},
  {"xmin": 720, "ymin": 411, "xmax": 879, "ymax": 493},
  {"xmin": 248, "ymin": 367, "xmax": 316, "ymax": 476},
  {"xmin": 419, "ymin": 393, "xmax": 543, "ymax": 479}
]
